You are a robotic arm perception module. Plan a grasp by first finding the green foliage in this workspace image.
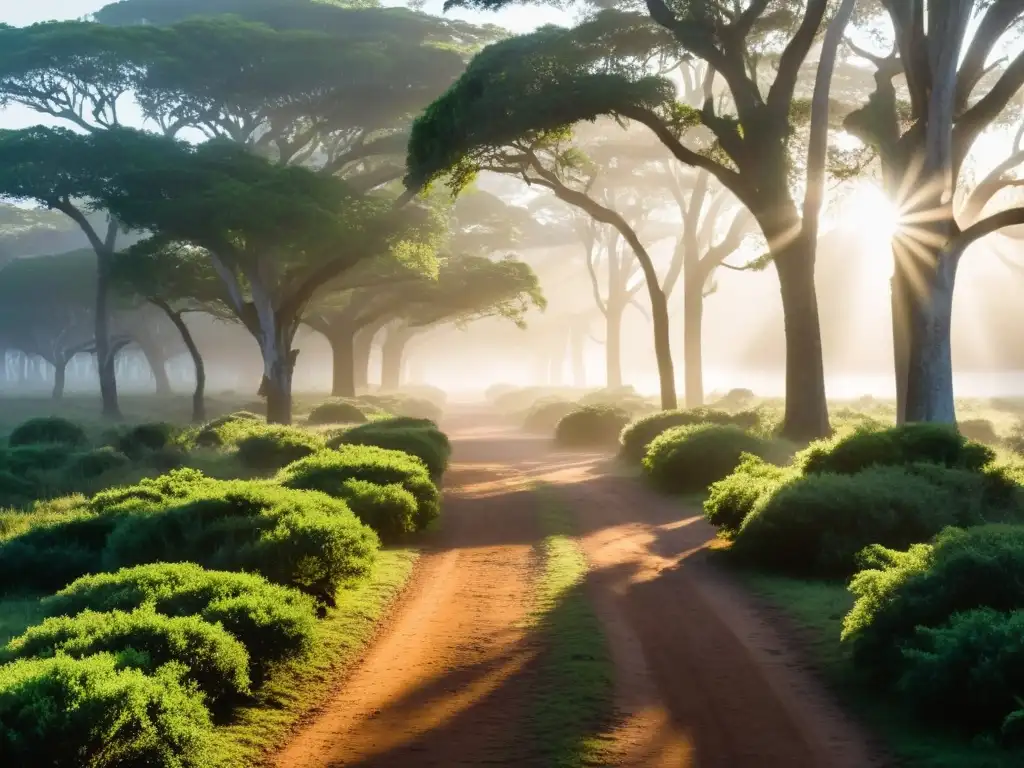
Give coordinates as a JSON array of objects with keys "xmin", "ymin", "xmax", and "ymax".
[
  {"xmin": 958, "ymin": 418, "xmax": 1000, "ymax": 446},
  {"xmin": 797, "ymin": 423, "xmax": 994, "ymax": 476},
  {"xmin": 704, "ymin": 454, "xmax": 797, "ymax": 536},
  {"xmin": 192, "ymin": 411, "xmax": 263, "ymax": 448},
  {"xmin": 91, "ymin": 467, "xmax": 221, "ymax": 515},
  {"xmin": 523, "ymin": 399, "xmax": 577, "ymax": 435},
  {"xmin": 325, "ymin": 478, "xmax": 418, "ymax": 541},
  {"xmin": 8, "ymin": 416, "xmax": 88, "ymax": 448},
  {"xmin": 69, "ymin": 447, "xmax": 132, "ymax": 479},
  {"xmin": 44, "ymin": 563, "xmax": 317, "ymax": 675},
  {"xmin": 359, "ymin": 394, "xmax": 443, "ymax": 422},
  {"xmin": 620, "ymin": 408, "xmax": 760, "ymax": 463},
  {"xmin": 0, "ymin": 653, "xmax": 212, "ymax": 767},
  {"xmin": 328, "ymin": 420, "xmax": 450, "ymax": 481},
  {"xmin": 733, "ymin": 467, "xmax": 1021, "ymax": 578},
  {"xmin": 277, "ymin": 445, "xmax": 440, "ymax": 530},
  {"xmin": 4, "ymin": 608, "xmax": 251, "ymax": 708},
  {"xmin": 114, "ymin": 422, "xmax": 182, "ymax": 457},
  {"xmin": 234, "ymin": 425, "xmax": 325, "ymax": 471},
  {"xmin": 306, "ymin": 400, "xmax": 368, "ymax": 426},
  {"xmin": 643, "ymin": 424, "xmax": 776, "ymax": 494},
  {"xmin": 844, "ymin": 526, "xmax": 1024, "ymax": 680},
  {"xmin": 103, "ymin": 480, "xmax": 380, "ymax": 604},
  {"xmin": 554, "ymin": 405, "xmax": 631, "ymax": 448}
]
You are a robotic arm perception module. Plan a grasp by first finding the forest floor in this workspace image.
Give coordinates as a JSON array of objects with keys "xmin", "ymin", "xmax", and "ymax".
[{"xmin": 274, "ymin": 408, "xmax": 886, "ymax": 768}]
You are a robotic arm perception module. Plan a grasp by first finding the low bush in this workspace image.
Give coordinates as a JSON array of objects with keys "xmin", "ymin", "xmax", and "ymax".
[
  {"xmin": 70, "ymin": 447, "xmax": 132, "ymax": 479},
  {"xmin": 103, "ymin": 481, "xmax": 380, "ymax": 604},
  {"xmin": 8, "ymin": 416, "xmax": 88, "ymax": 448},
  {"xmin": 306, "ymin": 400, "xmax": 368, "ymax": 425},
  {"xmin": 703, "ymin": 454, "xmax": 797, "ymax": 536},
  {"xmin": 554, "ymin": 405, "xmax": 631, "ymax": 448},
  {"xmin": 329, "ymin": 420, "xmax": 450, "ymax": 481},
  {"xmin": 896, "ymin": 607, "xmax": 1024, "ymax": 741},
  {"xmin": 731, "ymin": 467, "xmax": 1018, "ymax": 578},
  {"xmin": 1, "ymin": 444, "xmax": 75, "ymax": 474},
  {"xmin": 91, "ymin": 467, "xmax": 221, "ymax": 515},
  {"xmin": 958, "ymin": 418, "xmax": 999, "ymax": 446},
  {"xmin": 522, "ymin": 400, "xmax": 577, "ymax": 435},
  {"xmin": 115, "ymin": 422, "xmax": 181, "ymax": 457},
  {"xmin": 713, "ymin": 388, "xmax": 756, "ymax": 411},
  {"xmin": 643, "ymin": 424, "xmax": 776, "ymax": 494},
  {"xmin": 44, "ymin": 563, "xmax": 317, "ymax": 673},
  {"xmin": 797, "ymin": 423, "xmax": 993, "ymax": 476},
  {"xmin": 0, "ymin": 653, "xmax": 212, "ymax": 766},
  {"xmin": 192, "ymin": 411, "xmax": 263, "ymax": 448},
  {"xmin": 234, "ymin": 425, "xmax": 325, "ymax": 471},
  {"xmin": 620, "ymin": 408, "xmax": 761, "ymax": 463},
  {"xmin": 327, "ymin": 478, "xmax": 418, "ymax": 541},
  {"xmin": 4, "ymin": 608, "xmax": 251, "ymax": 707},
  {"xmin": 844, "ymin": 525, "xmax": 1024, "ymax": 679},
  {"xmin": 278, "ymin": 446, "xmax": 440, "ymax": 530}
]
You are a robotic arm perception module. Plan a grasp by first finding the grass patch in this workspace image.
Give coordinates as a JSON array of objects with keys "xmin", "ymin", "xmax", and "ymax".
[
  {"xmin": 0, "ymin": 595, "xmax": 46, "ymax": 646},
  {"xmin": 530, "ymin": 483, "xmax": 614, "ymax": 767},
  {"xmin": 734, "ymin": 564, "xmax": 1024, "ymax": 768},
  {"xmin": 211, "ymin": 548, "xmax": 417, "ymax": 767}
]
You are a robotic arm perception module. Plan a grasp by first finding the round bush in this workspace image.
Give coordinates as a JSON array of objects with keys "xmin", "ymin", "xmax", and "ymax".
[
  {"xmin": 192, "ymin": 411, "xmax": 262, "ymax": 448},
  {"xmin": 329, "ymin": 422, "xmax": 450, "ymax": 481},
  {"xmin": 620, "ymin": 408, "xmax": 760, "ymax": 463},
  {"xmin": 325, "ymin": 478, "xmax": 418, "ymax": 541},
  {"xmin": 713, "ymin": 388, "xmax": 756, "ymax": 410},
  {"xmin": 732, "ymin": 467, "xmax": 1009, "ymax": 578},
  {"xmin": 844, "ymin": 525, "xmax": 1024, "ymax": 679},
  {"xmin": 44, "ymin": 563, "xmax": 318, "ymax": 674},
  {"xmin": 8, "ymin": 416, "xmax": 88, "ymax": 448},
  {"xmin": 234, "ymin": 426, "xmax": 325, "ymax": 471},
  {"xmin": 797, "ymin": 423, "xmax": 994, "ymax": 476},
  {"xmin": 2, "ymin": 444, "xmax": 75, "ymax": 473},
  {"xmin": 102, "ymin": 482, "xmax": 380, "ymax": 604},
  {"xmin": 957, "ymin": 418, "xmax": 999, "ymax": 446},
  {"xmin": 522, "ymin": 400, "xmax": 577, "ymax": 435},
  {"xmin": 703, "ymin": 454, "xmax": 797, "ymax": 537},
  {"xmin": 643, "ymin": 424, "xmax": 775, "ymax": 494},
  {"xmin": 307, "ymin": 400, "xmax": 368, "ymax": 425},
  {"xmin": 554, "ymin": 406, "xmax": 631, "ymax": 448},
  {"xmin": 4, "ymin": 608, "xmax": 251, "ymax": 707},
  {"xmin": 91, "ymin": 467, "xmax": 221, "ymax": 516},
  {"xmin": 70, "ymin": 447, "xmax": 131, "ymax": 479},
  {"xmin": 0, "ymin": 653, "xmax": 212, "ymax": 767},
  {"xmin": 278, "ymin": 446, "xmax": 440, "ymax": 530},
  {"xmin": 116, "ymin": 422, "xmax": 181, "ymax": 457}
]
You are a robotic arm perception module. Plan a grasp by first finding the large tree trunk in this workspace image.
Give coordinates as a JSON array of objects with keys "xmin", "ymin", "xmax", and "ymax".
[
  {"xmin": 52, "ymin": 357, "xmax": 68, "ymax": 400},
  {"xmin": 683, "ymin": 273, "xmax": 704, "ymax": 409},
  {"xmin": 95, "ymin": 251, "xmax": 122, "ymax": 419},
  {"xmin": 605, "ymin": 301, "xmax": 623, "ymax": 389},
  {"xmin": 158, "ymin": 304, "xmax": 206, "ymax": 423},
  {"xmin": 773, "ymin": 233, "xmax": 830, "ymax": 441},
  {"xmin": 262, "ymin": 342, "xmax": 296, "ymax": 425},
  {"xmin": 904, "ymin": 249, "xmax": 958, "ymax": 423},
  {"xmin": 570, "ymin": 322, "xmax": 586, "ymax": 388},
  {"xmin": 380, "ymin": 325, "xmax": 412, "ymax": 391},
  {"xmin": 353, "ymin": 327, "xmax": 375, "ymax": 392},
  {"xmin": 891, "ymin": 246, "xmax": 912, "ymax": 424},
  {"xmin": 329, "ymin": 328, "xmax": 356, "ymax": 398},
  {"xmin": 135, "ymin": 334, "xmax": 172, "ymax": 396}
]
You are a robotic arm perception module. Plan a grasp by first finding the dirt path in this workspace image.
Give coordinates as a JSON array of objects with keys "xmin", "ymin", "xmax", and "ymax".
[{"xmin": 275, "ymin": 417, "xmax": 885, "ymax": 767}]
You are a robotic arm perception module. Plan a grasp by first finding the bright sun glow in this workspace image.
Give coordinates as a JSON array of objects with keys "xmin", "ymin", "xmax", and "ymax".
[{"xmin": 839, "ymin": 183, "xmax": 903, "ymax": 282}]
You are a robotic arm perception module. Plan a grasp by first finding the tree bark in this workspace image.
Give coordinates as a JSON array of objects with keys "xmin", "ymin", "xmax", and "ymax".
[
  {"xmin": 381, "ymin": 325, "xmax": 412, "ymax": 391},
  {"xmin": 95, "ymin": 250, "xmax": 122, "ymax": 419},
  {"xmin": 135, "ymin": 334, "xmax": 172, "ymax": 396},
  {"xmin": 156, "ymin": 303, "xmax": 206, "ymax": 423},
  {"xmin": 52, "ymin": 357, "xmax": 68, "ymax": 400},
  {"xmin": 683, "ymin": 273, "xmax": 704, "ymax": 409},
  {"xmin": 262, "ymin": 343, "xmax": 296, "ymax": 425},
  {"xmin": 353, "ymin": 327, "xmax": 375, "ymax": 392},
  {"xmin": 605, "ymin": 301, "xmax": 624, "ymax": 389},
  {"xmin": 329, "ymin": 329, "xmax": 357, "ymax": 398},
  {"xmin": 773, "ymin": 232, "xmax": 830, "ymax": 441}
]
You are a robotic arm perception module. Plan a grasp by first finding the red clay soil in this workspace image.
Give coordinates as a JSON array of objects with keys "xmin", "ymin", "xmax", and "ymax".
[{"xmin": 275, "ymin": 417, "xmax": 886, "ymax": 768}]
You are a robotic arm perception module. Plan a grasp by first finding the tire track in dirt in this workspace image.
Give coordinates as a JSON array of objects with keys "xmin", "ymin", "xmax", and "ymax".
[
  {"xmin": 536, "ymin": 454, "xmax": 887, "ymax": 768},
  {"xmin": 274, "ymin": 431, "xmax": 547, "ymax": 768}
]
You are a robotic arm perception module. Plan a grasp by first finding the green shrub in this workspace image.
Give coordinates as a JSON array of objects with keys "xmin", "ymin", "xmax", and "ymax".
[
  {"xmin": 703, "ymin": 454, "xmax": 797, "ymax": 536},
  {"xmin": 329, "ymin": 421, "xmax": 450, "ymax": 481},
  {"xmin": 278, "ymin": 446, "xmax": 440, "ymax": 530},
  {"xmin": 522, "ymin": 400, "xmax": 577, "ymax": 435},
  {"xmin": 554, "ymin": 405, "xmax": 631, "ymax": 448},
  {"xmin": 0, "ymin": 653, "xmax": 212, "ymax": 766},
  {"xmin": 4, "ymin": 608, "xmax": 250, "ymax": 707},
  {"xmin": 1, "ymin": 444, "xmax": 74, "ymax": 474},
  {"xmin": 307, "ymin": 400, "xmax": 368, "ymax": 425},
  {"xmin": 70, "ymin": 447, "xmax": 132, "ymax": 479},
  {"xmin": 620, "ymin": 408, "xmax": 761, "ymax": 463},
  {"xmin": 8, "ymin": 416, "xmax": 88, "ymax": 448},
  {"xmin": 895, "ymin": 607, "xmax": 1024, "ymax": 739},
  {"xmin": 958, "ymin": 418, "xmax": 999, "ymax": 446},
  {"xmin": 102, "ymin": 482, "xmax": 379, "ymax": 604},
  {"xmin": 192, "ymin": 411, "xmax": 263, "ymax": 448},
  {"xmin": 0, "ymin": 470, "xmax": 39, "ymax": 506},
  {"xmin": 731, "ymin": 467, "xmax": 1005, "ymax": 578},
  {"xmin": 844, "ymin": 525, "xmax": 1024, "ymax": 679},
  {"xmin": 326, "ymin": 478, "xmax": 418, "ymax": 541},
  {"xmin": 44, "ymin": 563, "xmax": 317, "ymax": 673},
  {"xmin": 234, "ymin": 425, "xmax": 324, "ymax": 471},
  {"xmin": 713, "ymin": 388, "xmax": 756, "ymax": 410},
  {"xmin": 798, "ymin": 423, "xmax": 994, "ymax": 476},
  {"xmin": 116, "ymin": 422, "xmax": 181, "ymax": 457},
  {"xmin": 91, "ymin": 468, "xmax": 221, "ymax": 516},
  {"xmin": 643, "ymin": 424, "xmax": 776, "ymax": 494}
]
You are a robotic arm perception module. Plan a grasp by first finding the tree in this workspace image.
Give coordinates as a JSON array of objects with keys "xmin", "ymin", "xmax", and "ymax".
[
  {"xmin": 110, "ymin": 240, "xmax": 233, "ymax": 422},
  {"xmin": 96, "ymin": 131, "xmax": 430, "ymax": 424},
  {"xmin": 408, "ymin": 4, "xmax": 848, "ymax": 438},
  {"xmin": 845, "ymin": 1, "xmax": 1024, "ymax": 423}
]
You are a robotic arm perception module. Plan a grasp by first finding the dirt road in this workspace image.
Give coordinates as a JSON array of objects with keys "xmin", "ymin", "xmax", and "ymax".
[{"xmin": 275, "ymin": 418, "xmax": 884, "ymax": 767}]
